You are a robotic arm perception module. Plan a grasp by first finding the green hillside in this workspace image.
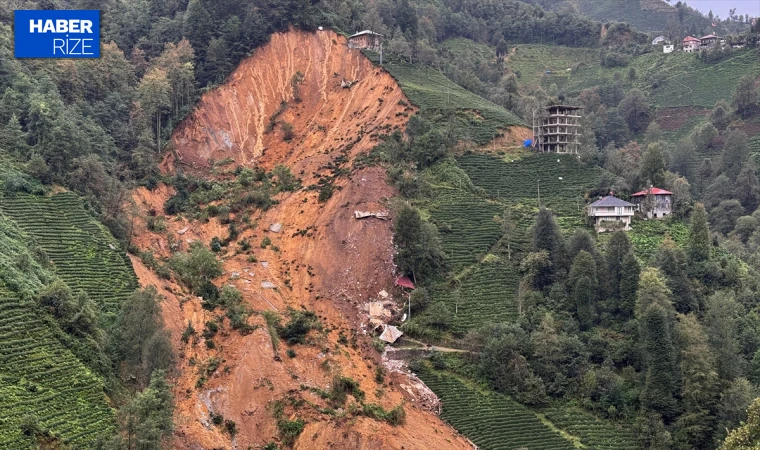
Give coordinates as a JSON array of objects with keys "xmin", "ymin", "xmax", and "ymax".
[
  {"xmin": 417, "ymin": 366, "xmax": 638, "ymax": 450},
  {"xmin": 0, "ymin": 183, "xmax": 137, "ymax": 447},
  {"xmin": 563, "ymin": 49, "xmax": 760, "ymax": 108},
  {"xmin": 0, "ymin": 285, "xmax": 115, "ymax": 448},
  {"xmin": 532, "ymin": 0, "xmax": 710, "ymax": 33},
  {"xmin": 367, "ymin": 52, "xmax": 526, "ymax": 144},
  {"xmin": 0, "ymin": 192, "xmax": 138, "ymax": 320}
]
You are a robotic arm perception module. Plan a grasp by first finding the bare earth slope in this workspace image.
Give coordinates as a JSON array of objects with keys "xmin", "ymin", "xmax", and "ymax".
[{"xmin": 131, "ymin": 29, "xmax": 471, "ymax": 450}]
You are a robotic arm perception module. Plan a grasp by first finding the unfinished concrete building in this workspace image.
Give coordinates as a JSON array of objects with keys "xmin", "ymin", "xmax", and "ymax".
[{"xmin": 534, "ymin": 105, "xmax": 582, "ymax": 154}]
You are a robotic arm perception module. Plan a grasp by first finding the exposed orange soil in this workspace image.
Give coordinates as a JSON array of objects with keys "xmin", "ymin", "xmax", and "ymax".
[{"xmin": 130, "ymin": 29, "xmax": 471, "ymax": 450}]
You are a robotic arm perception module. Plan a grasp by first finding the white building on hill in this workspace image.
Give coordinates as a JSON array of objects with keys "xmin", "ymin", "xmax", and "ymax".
[{"xmin": 588, "ymin": 195, "xmax": 636, "ymax": 231}]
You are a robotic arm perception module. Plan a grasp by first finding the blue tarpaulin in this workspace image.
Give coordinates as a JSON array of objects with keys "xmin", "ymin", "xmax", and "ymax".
[{"xmin": 523, "ymin": 139, "xmax": 533, "ymax": 147}]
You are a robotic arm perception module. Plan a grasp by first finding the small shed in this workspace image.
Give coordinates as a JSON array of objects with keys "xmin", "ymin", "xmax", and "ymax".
[
  {"xmin": 663, "ymin": 44, "xmax": 674, "ymax": 54},
  {"xmin": 348, "ymin": 30, "xmax": 383, "ymax": 52}
]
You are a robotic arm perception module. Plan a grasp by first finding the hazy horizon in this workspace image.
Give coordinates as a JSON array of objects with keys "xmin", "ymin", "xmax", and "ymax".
[{"xmin": 684, "ymin": 0, "xmax": 760, "ymax": 20}]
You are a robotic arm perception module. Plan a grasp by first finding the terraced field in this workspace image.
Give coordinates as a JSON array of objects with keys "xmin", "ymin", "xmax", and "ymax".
[
  {"xmin": 431, "ymin": 258, "xmax": 520, "ymax": 331},
  {"xmin": 365, "ymin": 52, "xmax": 525, "ymax": 144},
  {"xmin": 0, "ymin": 192, "xmax": 137, "ymax": 319},
  {"xmin": 0, "ymin": 285, "xmax": 115, "ymax": 448},
  {"xmin": 562, "ymin": 48, "xmax": 760, "ymax": 108},
  {"xmin": 542, "ymin": 406, "xmax": 637, "ymax": 450},
  {"xmin": 505, "ymin": 44, "xmax": 599, "ymax": 91},
  {"xmin": 418, "ymin": 368, "xmax": 575, "ymax": 450},
  {"xmin": 428, "ymin": 189, "xmax": 503, "ymax": 272}
]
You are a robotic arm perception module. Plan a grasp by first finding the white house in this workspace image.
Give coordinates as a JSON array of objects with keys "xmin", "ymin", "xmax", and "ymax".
[
  {"xmin": 663, "ymin": 45, "xmax": 674, "ymax": 53},
  {"xmin": 631, "ymin": 187, "xmax": 672, "ymax": 219},
  {"xmin": 683, "ymin": 36, "xmax": 701, "ymax": 53},
  {"xmin": 588, "ymin": 195, "xmax": 636, "ymax": 231}
]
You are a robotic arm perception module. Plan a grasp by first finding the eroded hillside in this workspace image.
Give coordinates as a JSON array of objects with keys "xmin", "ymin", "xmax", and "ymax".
[{"xmin": 130, "ymin": 29, "xmax": 472, "ymax": 449}]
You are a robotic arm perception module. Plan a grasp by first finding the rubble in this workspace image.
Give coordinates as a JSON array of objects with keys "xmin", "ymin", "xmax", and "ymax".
[{"xmin": 354, "ymin": 210, "xmax": 389, "ymax": 220}]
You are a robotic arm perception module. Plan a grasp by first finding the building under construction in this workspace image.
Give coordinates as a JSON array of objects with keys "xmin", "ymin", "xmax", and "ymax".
[{"xmin": 534, "ymin": 105, "xmax": 582, "ymax": 154}]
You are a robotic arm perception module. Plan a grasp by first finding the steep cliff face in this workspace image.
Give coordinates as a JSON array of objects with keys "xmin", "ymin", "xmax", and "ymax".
[
  {"xmin": 130, "ymin": 30, "xmax": 471, "ymax": 449},
  {"xmin": 170, "ymin": 29, "xmax": 409, "ymax": 171}
]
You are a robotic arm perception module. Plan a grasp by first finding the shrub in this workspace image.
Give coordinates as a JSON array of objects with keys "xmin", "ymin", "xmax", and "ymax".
[
  {"xmin": 282, "ymin": 122, "xmax": 294, "ymax": 141},
  {"xmin": 168, "ymin": 241, "xmax": 223, "ymax": 295},
  {"xmin": 287, "ymin": 348, "xmax": 296, "ymax": 358},
  {"xmin": 261, "ymin": 237, "xmax": 272, "ymax": 248},
  {"xmin": 277, "ymin": 418, "xmax": 305, "ymax": 446},
  {"xmin": 278, "ymin": 309, "xmax": 322, "ymax": 344},
  {"xmin": 330, "ymin": 375, "xmax": 365, "ymax": 405}
]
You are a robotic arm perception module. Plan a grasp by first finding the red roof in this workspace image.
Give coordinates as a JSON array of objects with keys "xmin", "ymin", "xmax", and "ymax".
[
  {"xmin": 395, "ymin": 276, "xmax": 415, "ymax": 289},
  {"xmin": 683, "ymin": 36, "xmax": 700, "ymax": 43},
  {"xmin": 632, "ymin": 187, "xmax": 673, "ymax": 197}
]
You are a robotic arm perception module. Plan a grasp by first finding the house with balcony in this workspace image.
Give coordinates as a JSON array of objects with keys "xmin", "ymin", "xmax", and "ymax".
[
  {"xmin": 588, "ymin": 195, "xmax": 636, "ymax": 231},
  {"xmin": 683, "ymin": 36, "xmax": 701, "ymax": 53},
  {"xmin": 631, "ymin": 187, "xmax": 672, "ymax": 219}
]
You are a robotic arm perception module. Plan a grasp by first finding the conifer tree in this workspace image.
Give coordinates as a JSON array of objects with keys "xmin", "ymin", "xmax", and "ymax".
[
  {"xmin": 688, "ymin": 203, "xmax": 711, "ymax": 263},
  {"xmin": 619, "ymin": 251, "xmax": 640, "ymax": 318},
  {"xmin": 654, "ymin": 239, "xmax": 698, "ymax": 314},
  {"xmin": 640, "ymin": 303, "xmax": 680, "ymax": 423},
  {"xmin": 532, "ymin": 208, "xmax": 566, "ymax": 282},
  {"xmin": 569, "ymin": 251, "xmax": 598, "ymax": 329},
  {"xmin": 674, "ymin": 313, "xmax": 720, "ymax": 449},
  {"xmin": 606, "ymin": 231, "xmax": 632, "ymax": 300}
]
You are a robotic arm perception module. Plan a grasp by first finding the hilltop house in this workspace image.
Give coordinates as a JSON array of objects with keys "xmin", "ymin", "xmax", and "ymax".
[
  {"xmin": 700, "ymin": 34, "xmax": 723, "ymax": 49},
  {"xmin": 631, "ymin": 187, "xmax": 672, "ymax": 219},
  {"xmin": 588, "ymin": 195, "xmax": 636, "ymax": 231},
  {"xmin": 348, "ymin": 30, "xmax": 383, "ymax": 52},
  {"xmin": 683, "ymin": 36, "xmax": 701, "ymax": 53}
]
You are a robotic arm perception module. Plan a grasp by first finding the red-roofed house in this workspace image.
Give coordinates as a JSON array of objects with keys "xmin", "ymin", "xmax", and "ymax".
[
  {"xmin": 631, "ymin": 187, "xmax": 673, "ymax": 219},
  {"xmin": 683, "ymin": 36, "xmax": 701, "ymax": 53}
]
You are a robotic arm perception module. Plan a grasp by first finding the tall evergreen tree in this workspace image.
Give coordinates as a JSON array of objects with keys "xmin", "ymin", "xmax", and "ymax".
[
  {"xmin": 674, "ymin": 313, "xmax": 720, "ymax": 450},
  {"xmin": 606, "ymin": 231, "xmax": 632, "ymax": 300},
  {"xmin": 640, "ymin": 303, "xmax": 680, "ymax": 423},
  {"xmin": 531, "ymin": 208, "xmax": 566, "ymax": 288},
  {"xmin": 704, "ymin": 292, "xmax": 744, "ymax": 381},
  {"xmin": 619, "ymin": 251, "xmax": 640, "ymax": 319},
  {"xmin": 570, "ymin": 251, "xmax": 598, "ymax": 329},
  {"xmin": 688, "ymin": 203, "xmax": 711, "ymax": 263},
  {"xmin": 654, "ymin": 239, "xmax": 698, "ymax": 314}
]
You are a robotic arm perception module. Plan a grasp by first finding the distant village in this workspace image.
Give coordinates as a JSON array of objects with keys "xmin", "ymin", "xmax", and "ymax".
[{"xmin": 654, "ymin": 32, "xmax": 751, "ymax": 54}]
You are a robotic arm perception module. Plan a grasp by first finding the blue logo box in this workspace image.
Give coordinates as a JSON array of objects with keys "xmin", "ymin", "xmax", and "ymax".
[{"xmin": 14, "ymin": 10, "xmax": 100, "ymax": 58}]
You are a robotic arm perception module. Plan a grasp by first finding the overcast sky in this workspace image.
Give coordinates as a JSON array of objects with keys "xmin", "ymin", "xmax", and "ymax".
[{"xmin": 683, "ymin": 0, "xmax": 760, "ymax": 19}]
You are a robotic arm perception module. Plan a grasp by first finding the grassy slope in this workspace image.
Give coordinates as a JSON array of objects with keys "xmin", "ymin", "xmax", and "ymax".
[
  {"xmin": 561, "ymin": 48, "xmax": 760, "ymax": 108},
  {"xmin": 507, "ymin": 44, "xmax": 600, "ymax": 92},
  {"xmin": 366, "ymin": 51, "xmax": 525, "ymax": 144},
  {"xmin": 0, "ymin": 192, "xmax": 138, "ymax": 320},
  {"xmin": 376, "ymin": 54, "xmax": 646, "ymax": 448},
  {"xmin": 0, "ymin": 167, "xmax": 137, "ymax": 447}
]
